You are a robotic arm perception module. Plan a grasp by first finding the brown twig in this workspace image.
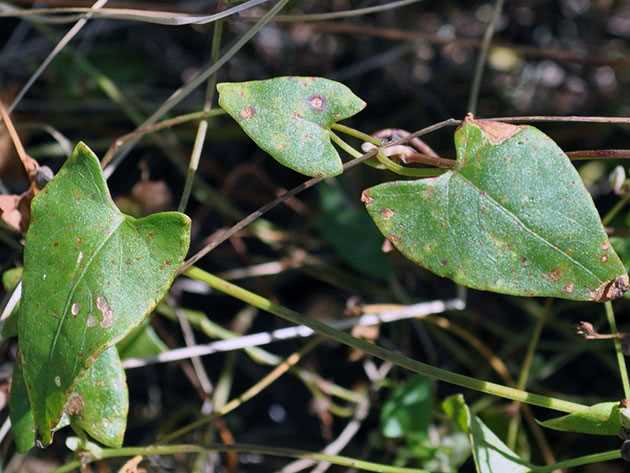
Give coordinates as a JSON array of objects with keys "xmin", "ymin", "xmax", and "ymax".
[
  {"xmin": 566, "ymin": 149, "xmax": 630, "ymax": 160},
  {"xmin": 0, "ymin": 100, "xmax": 38, "ymax": 179}
]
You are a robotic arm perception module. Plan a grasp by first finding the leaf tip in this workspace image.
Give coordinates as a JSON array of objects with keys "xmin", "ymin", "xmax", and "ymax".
[
  {"xmin": 590, "ymin": 274, "xmax": 630, "ymax": 302},
  {"xmin": 360, "ymin": 190, "xmax": 374, "ymax": 206}
]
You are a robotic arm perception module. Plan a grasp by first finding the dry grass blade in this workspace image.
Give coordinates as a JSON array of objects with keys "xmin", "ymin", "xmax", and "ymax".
[
  {"xmin": 8, "ymin": 0, "xmax": 109, "ymax": 113},
  {"xmin": 0, "ymin": 0, "xmax": 272, "ymax": 25}
]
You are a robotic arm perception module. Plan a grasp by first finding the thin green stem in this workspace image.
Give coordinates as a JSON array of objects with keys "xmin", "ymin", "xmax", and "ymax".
[
  {"xmin": 507, "ymin": 300, "xmax": 551, "ymax": 449},
  {"xmin": 178, "ymin": 18, "xmax": 224, "ymax": 212},
  {"xmin": 54, "ymin": 443, "xmax": 427, "ymax": 473},
  {"xmin": 329, "ymin": 131, "xmax": 363, "ymax": 158},
  {"xmin": 603, "ymin": 194, "xmax": 630, "ymax": 226},
  {"xmin": 331, "ymin": 123, "xmax": 381, "ymax": 145},
  {"xmin": 329, "ymin": 131, "xmax": 384, "ymax": 170},
  {"xmin": 331, "ymin": 123, "xmax": 447, "ymax": 177},
  {"xmin": 467, "ymin": 0, "xmax": 505, "ymax": 114},
  {"xmin": 530, "ymin": 449, "xmax": 621, "ymax": 473},
  {"xmin": 605, "ymin": 301, "xmax": 630, "ymax": 399},
  {"xmin": 185, "ymin": 267, "xmax": 586, "ymax": 414},
  {"xmin": 376, "ymin": 149, "xmax": 446, "ymax": 178}
]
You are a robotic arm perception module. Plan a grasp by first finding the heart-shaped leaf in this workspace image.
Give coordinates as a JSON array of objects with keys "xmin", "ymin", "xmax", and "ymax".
[
  {"xmin": 18, "ymin": 142, "xmax": 190, "ymax": 445},
  {"xmin": 539, "ymin": 402, "xmax": 620, "ymax": 436},
  {"xmin": 217, "ymin": 77, "xmax": 366, "ymax": 177},
  {"xmin": 443, "ymin": 394, "xmax": 530, "ymax": 473},
  {"xmin": 364, "ymin": 117, "xmax": 628, "ymax": 301}
]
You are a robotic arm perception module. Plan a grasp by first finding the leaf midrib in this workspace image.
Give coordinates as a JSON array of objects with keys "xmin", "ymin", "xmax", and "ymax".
[
  {"xmin": 46, "ymin": 215, "xmax": 124, "ymax": 379},
  {"xmin": 453, "ymin": 172, "xmax": 603, "ymax": 285}
]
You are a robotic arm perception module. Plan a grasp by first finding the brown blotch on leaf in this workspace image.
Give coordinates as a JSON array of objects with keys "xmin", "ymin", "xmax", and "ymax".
[
  {"xmin": 547, "ymin": 268, "xmax": 562, "ymax": 282},
  {"xmin": 65, "ymin": 393, "xmax": 84, "ymax": 416},
  {"xmin": 308, "ymin": 95, "xmax": 325, "ymax": 111},
  {"xmin": 161, "ymin": 259, "xmax": 172, "ymax": 270},
  {"xmin": 387, "ymin": 234, "xmax": 401, "ymax": 244},
  {"xmin": 440, "ymin": 259, "xmax": 449, "ymax": 266},
  {"xmin": 590, "ymin": 274, "xmax": 630, "ymax": 302},
  {"xmin": 360, "ymin": 191, "xmax": 373, "ymax": 205},
  {"xmin": 563, "ymin": 283, "xmax": 575, "ymax": 294},
  {"xmin": 240, "ymin": 106, "xmax": 256, "ymax": 119},
  {"xmin": 96, "ymin": 295, "xmax": 114, "ymax": 328},
  {"xmin": 466, "ymin": 114, "xmax": 522, "ymax": 145},
  {"xmin": 519, "ymin": 256, "xmax": 527, "ymax": 266},
  {"xmin": 601, "ymin": 254, "xmax": 609, "ymax": 263},
  {"xmin": 381, "ymin": 208, "xmax": 394, "ymax": 220}
]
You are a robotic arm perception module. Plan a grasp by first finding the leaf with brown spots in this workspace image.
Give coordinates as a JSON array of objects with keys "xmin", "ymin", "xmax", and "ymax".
[
  {"xmin": 364, "ymin": 116, "xmax": 628, "ymax": 301},
  {"xmin": 10, "ymin": 347, "xmax": 127, "ymax": 452},
  {"xmin": 69, "ymin": 346, "xmax": 128, "ymax": 447},
  {"xmin": 18, "ymin": 143, "xmax": 190, "ymax": 446},
  {"xmin": 217, "ymin": 77, "xmax": 366, "ymax": 177}
]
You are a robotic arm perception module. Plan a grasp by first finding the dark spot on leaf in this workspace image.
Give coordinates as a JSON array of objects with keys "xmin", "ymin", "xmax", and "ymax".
[
  {"xmin": 388, "ymin": 234, "xmax": 401, "ymax": 244},
  {"xmin": 308, "ymin": 95, "xmax": 326, "ymax": 111},
  {"xmin": 360, "ymin": 191, "xmax": 373, "ymax": 205},
  {"xmin": 548, "ymin": 268, "xmax": 562, "ymax": 282},
  {"xmin": 75, "ymin": 237, "xmax": 82, "ymax": 247},
  {"xmin": 440, "ymin": 259, "xmax": 448, "ymax": 266},
  {"xmin": 519, "ymin": 256, "xmax": 527, "ymax": 266},
  {"xmin": 147, "ymin": 231, "xmax": 154, "ymax": 240},
  {"xmin": 53, "ymin": 241, "xmax": 59, "ymax": 248},
  {"xmin": 292, "ymin": 112, "xmax": 303, "ymax": 120},
  {"xmin": 65, "ymin": 393, "xmax": 84, "ymax": 416},
  {"xmin": 161, "ymin": 259, "xmax": 172, "ymax": 270},
  {"xmin": 381, "ymin": 208, "xmax": 394, "ymax": 220},
  {"xmin": 96, "ymin": 296, "xmax": 113, "ymax": 328},
  {"xmin": 240, "ymin": 106, "xmax": 256, "ymax": 119}
]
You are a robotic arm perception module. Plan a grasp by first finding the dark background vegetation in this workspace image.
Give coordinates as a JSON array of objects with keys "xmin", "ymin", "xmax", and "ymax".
[{"xmin": 3, "ymin": 0, "xmax": 630, "ymax": 471}]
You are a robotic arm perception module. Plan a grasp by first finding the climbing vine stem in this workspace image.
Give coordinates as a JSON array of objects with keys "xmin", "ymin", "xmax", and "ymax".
[
  {"xmin": 184, "ymin": 266, "xmax": 586, "ymax": 414},
  {"xmin": 605, "ymin": 301, "xmax": 630, "ymax": 399}
]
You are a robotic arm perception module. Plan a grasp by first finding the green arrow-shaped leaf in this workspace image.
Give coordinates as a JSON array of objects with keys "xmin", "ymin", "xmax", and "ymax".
[
  {"xmin": 539, "ymin": 402, "xmax": 621, "ymax": 436},
  {"xmin": 217, "ymin": 77, "xmax": 366, "ymax": 177},
  {"xmin": 18, "ymin": 142, "xmax": 190, "ymax": 445},
  {"xmin": 364, "ymin": 117, "xmax": 629, "ymax": 301},
  {"xmin": 443, "ymin": 394, "xmax": 530, "ymax": 473}
]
